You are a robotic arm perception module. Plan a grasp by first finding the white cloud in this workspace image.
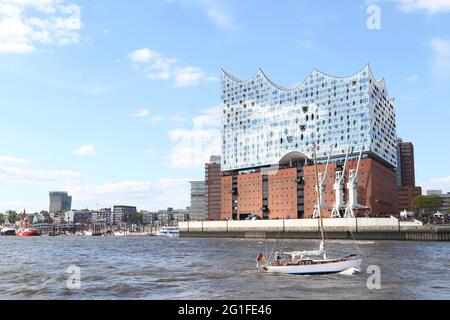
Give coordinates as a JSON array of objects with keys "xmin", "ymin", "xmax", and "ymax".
[
  {"xmin": 66, "ymin": 178, "xmax": 190, "ymax": 211},
  {"xmin": 0, "ymin": 0, "xmax": 82, "ymax": 54},
  {"xmin": 397, "ymin": 0, "xmax": 450, "ymax": 14},
  {"xmin": 0, "ymin": 154, "xmax": 82, "ymax": 184},
  {"xmin": 166, "ymin": 106, "xmax": 221, "ymax": 169},
  {"xmin": 128, "ymin": 48, "xmax": 157, "ymax": 63},
  {"xmin": 72, "ymin": 145, "xmax": 95, "ymax": 156},
  {"xmin": 0, "ymin": 155, "xmax": 31, "ymax": 166},
  {"xmin": 0, "ymin": 166, "xmax": 82, "ymax": 183},
  {"xmin": 204, "ymin": 1, "xmax": 234, "ymax": 29},
  {"xmin": 421, "ymin": 176, "xmax": 450, "ymax": 193},
  {"xmin": 430, "ymin": 38, "xmax": 450, "ymax": 78},
  {"xmin": 173, "ymin": 66, "xmax": 206, "ymax": 87},
  {"xmin": 133, "ymin": 108, "xmax": 150, "ymax": 117},
  {"xmin": 193, "ymin": 106, "xmax": 221, "ymax": 127},
  {"xmin": 144, "ymin": 149, "xmax": 154, "ymax": 155},
  {"xmin": 129, "ymin": 47, "xmax": 211, "ymax": 87}
]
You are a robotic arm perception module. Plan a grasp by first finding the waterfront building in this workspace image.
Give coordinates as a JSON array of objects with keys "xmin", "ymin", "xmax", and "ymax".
[
  {"xmin": 32, "ymin": 212, "xmax": 44, "ymax": 224},
  {"xmin": 156, "ymin": 207, "xmax": 190, "ymax": 225},
  {"xmin": 91, "ymin": 208, "xmax": 113, "ymax": 225},
  {"xmin": 398, "ymin": 186, "xmax": 422, "ymax": 213},
  {"xmin": 49, "ymin": 191, "xmax": 72, "ymax": 213},
  {"xmin": 205, "ymin": 156, "xmax": 222, "ymax": 220},
  {"xmin": 426, "ymin": 190, "xmax": 450, "ymax": 214},
  {"xmin": 64, "ymin": 210, "xmax": 91, "ymax": 224},
  {"xmin": 113, "ymin": 205, "xmax": 137, "ymax": 224},
  {"xmin": 156, "ymin": 208, "xmax": 174, "ymax": 225},
  {"xmin": 220, "ymin": 65, "xmax": 399, "ymax": 219},
  {"xmin": 189, "ymin": 181, "xmax": 207, "ymax": 220},
  {"xmin": 173, "ymin": 210, "xmax": 190, "ymax": 222},
  {"xmin": 142, "ymin": 211, "xmax": 157, "ymax": 225},
  {"xmin": 50, "ymin": 212, "xmax": 64, "ymax": 224}
]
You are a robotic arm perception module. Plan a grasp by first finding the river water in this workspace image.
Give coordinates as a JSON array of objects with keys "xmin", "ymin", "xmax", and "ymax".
[{"xmin": 0, "ymin": 237, "xmax": 449, "ymax": 300}]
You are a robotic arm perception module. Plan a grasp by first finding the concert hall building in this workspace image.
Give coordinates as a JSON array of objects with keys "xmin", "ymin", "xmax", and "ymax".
[{"xmin": 218, "ymin": 65, "xmax": 398, "ymax": 220}]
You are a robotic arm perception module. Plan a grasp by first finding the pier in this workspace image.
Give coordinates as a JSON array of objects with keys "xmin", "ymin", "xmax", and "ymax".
[{"xmin": 179, "ymin": 218, "xmax": 450, "ymax": 241}]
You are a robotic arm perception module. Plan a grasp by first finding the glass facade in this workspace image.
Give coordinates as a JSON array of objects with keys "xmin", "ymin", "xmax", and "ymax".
[
  {"xmin": 49, "ymin": 191, "xmax": 72, "ymax": 213},
  {"xmin": 221, "ymin": 65, "xmax": 397, "ymax": 171}
]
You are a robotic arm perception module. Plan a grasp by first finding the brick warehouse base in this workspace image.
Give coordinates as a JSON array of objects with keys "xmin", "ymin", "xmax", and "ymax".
[{"xmin": 220, "ymin": 157, "xmax": 398, "ymax": 220}]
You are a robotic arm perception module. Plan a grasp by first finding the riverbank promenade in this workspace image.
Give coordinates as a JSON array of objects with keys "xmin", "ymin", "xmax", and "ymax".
[{"xmin": 179, "ymin": 218, "xmax": 450, "ymax": 241}]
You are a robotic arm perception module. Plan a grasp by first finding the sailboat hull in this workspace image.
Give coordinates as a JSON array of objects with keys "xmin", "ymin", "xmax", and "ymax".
[{"xmin": 263, "ymin": 258, "xmax": 362, "ymax": 275}]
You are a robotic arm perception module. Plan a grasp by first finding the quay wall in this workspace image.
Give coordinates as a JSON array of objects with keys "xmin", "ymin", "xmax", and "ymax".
[{"xmin": 179, "ymin": 218, "xmax": 450, "ymax": 241}]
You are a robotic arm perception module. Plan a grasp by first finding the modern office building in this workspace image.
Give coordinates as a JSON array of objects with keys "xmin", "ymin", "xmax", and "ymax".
[
  {"xmin": 219, "ymin": 65, "xmax": 399, "ymax": 219},
  {"xmin": 113, "ymin": 205, "xmax": 137, "ymax": 224},
  {"xmin": 396, "ymin": 139, "xmax": 421, "ymax": 212},
  {"xmin": 205, "ymin": 156, "xmax": 222, "ymax": 220},
  {"xmin": 396, "ymin": 139, "xmax": 416, "ymax": 187},
  {"xmin": 49, "ymin": 191, "xmax": 72, "ymax": 213},
  {"xmin": 189, "ymin": 181, "xmax": 207, "ymax": 220}
]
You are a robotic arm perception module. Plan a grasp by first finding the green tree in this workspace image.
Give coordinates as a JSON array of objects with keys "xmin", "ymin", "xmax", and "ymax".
[
  {"xmin": 0, "ymin": 214, "xmax": 5, "ymax": 224},
  {"xmin": 7, "ymin": 211, "xmax": 18, "ymax": 224},
  {"xmin": 129, "ymin": 212, "xmax": 144, "ymax": 225},
  {"xmin": 413, "ymin": 195, "xmax": 443, "ymax": 218}
]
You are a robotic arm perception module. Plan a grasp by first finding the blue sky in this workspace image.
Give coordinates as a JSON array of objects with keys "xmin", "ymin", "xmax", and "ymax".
[{"xmin": 1, "ymin": 0, "xmax": 450, "ymax": 212}]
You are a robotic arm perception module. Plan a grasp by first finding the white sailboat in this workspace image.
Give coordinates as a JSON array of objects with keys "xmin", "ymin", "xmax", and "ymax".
[{"xmin": 257, "ymin": 144, "xmax": 362, "ymax": 275}]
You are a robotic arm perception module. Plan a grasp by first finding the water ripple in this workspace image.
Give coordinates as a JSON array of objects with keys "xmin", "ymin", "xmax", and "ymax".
[{"xmin": 0, "ymin": 237, "xmax": 449, "ymax": 299}]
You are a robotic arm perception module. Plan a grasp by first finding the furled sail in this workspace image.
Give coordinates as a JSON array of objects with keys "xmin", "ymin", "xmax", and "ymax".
[{"xmin": 283, "ymin": 241, "xmax": 325, "ymax": 257}]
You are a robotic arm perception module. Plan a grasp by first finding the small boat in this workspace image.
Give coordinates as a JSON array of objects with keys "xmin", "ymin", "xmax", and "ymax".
[
  {"xmin": 256, "ymin": 144, "xmax": 363, "ymax": 276},
  {"xmin": 0, "ymin": 227, "xmax": 17, "ymax": 236},
  {"xmin": 156, "ymin": 226, "xmax": 179, "ymax": 237},
  {"xmin": 16, "ymin": 227, "xmax": 39, "ymax": 237}
]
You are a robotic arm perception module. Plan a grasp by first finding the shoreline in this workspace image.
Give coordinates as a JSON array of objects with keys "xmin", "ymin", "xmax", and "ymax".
[{"xmin": 179, "ymin": 218, "xmax": 450, "ymax": 242}]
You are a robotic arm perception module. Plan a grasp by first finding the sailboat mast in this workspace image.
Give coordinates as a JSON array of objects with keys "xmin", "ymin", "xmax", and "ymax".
[{"xmin": 313, "ymin": 144, "xmax": 325, "ymax": 245}]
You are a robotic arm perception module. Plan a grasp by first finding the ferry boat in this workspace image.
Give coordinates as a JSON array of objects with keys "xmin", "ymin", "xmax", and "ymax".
[
  {"xmin": 256, "ymin": 144, "xmax": 363, "ymax": 275},
  {"xmin": 156, "ymin": 226, "xmax": 179, "ymax": 237}
]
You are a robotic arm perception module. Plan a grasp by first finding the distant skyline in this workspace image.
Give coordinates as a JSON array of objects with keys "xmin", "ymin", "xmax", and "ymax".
[{"xmin": 1, "ymin": 0, "xmax": 450, "ymax": 212}]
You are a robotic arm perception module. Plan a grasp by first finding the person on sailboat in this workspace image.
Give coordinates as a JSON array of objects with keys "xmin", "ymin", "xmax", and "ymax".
[
  {"xmin": 256, "ymin": 252, "xmax": 266, "ymax": 264},
  {"xmin": 275, "ymin": 252, "xmax": 282, "ymax": 266}
]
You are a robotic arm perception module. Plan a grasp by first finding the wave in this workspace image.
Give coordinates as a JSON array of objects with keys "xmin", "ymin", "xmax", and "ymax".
[{"xmin": 339, "ymin": 267, "xmax": 361, "ymax": 276}]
